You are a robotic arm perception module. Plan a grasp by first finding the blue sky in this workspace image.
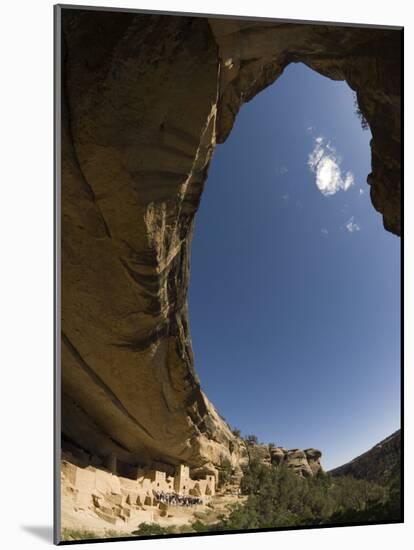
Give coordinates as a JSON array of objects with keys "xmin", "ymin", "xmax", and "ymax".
[{"xmin": 188, "ymin": 63, "xmax": 400, "ymax": 470}]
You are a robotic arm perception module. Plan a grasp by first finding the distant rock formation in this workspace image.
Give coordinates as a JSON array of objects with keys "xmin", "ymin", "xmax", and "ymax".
[
  {"xmin": 240, "ymin": 443, "xmax": 323, "ymax": 478},
  {"xmin": 329, "ymin": 430, "xmax": 401, "ymax": 484},
  {"xmin": 60, "ymin": 9, "xmax": 401, "ymax": 475}
]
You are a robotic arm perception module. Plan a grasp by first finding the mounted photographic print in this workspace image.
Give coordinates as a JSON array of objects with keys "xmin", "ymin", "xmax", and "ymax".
[{"xmin": 54, "ymin": 4, "xmax": 403, "ymax": 545}]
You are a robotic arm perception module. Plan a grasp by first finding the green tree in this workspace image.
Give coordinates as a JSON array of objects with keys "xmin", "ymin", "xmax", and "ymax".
[
  {"xmin": 353, "ymin": 92, "xmax": 369, "ymax": 131},
  {"xmin": 207, "ymin": 462, "xmax": 398, "ymax": 532},
  {"xmin": 219, "ymin": 457, "xmax": 233, "ymax": 488},
  {"xmin": 132, "ymin": 523, "xmax": 169, "ymax": 536}
]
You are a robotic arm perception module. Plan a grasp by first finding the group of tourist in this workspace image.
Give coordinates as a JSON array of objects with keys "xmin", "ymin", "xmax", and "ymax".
[{"xmin": 154, "ymin": 489, "xmax": 203, "ymax": 507}]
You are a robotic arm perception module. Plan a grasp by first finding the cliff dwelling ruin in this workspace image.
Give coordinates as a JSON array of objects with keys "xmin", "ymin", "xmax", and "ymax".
[{"xmin": 58, "ymin": 8, "xmax": 401, "ymax": 534}]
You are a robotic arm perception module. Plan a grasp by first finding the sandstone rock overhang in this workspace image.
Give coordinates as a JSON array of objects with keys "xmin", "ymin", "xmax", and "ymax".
[{"xmin": 59, "ymin": 9, "xmax": 401, "ymax": 473}]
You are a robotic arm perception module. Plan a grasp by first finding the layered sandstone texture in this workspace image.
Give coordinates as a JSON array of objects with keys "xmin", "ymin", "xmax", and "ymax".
[
  {"xmin": 240, "ymin": 444, "xmax": 323, "ymax": 478},
  {"xmin": 61, "ymin": 9, "xmax": 401, "ymax": 473}
]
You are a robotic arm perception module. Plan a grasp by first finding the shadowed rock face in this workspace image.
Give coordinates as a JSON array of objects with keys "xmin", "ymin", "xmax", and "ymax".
[
  {"xmin": 60, "ymin": 10, "xmax": 401, "ymax": 473},
  {"xmin": 329, "ymin": 430, "xmax": 401, "ymax": 483}
]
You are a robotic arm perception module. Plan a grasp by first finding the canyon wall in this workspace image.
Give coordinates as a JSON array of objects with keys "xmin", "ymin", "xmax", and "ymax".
[
  {"xmin": 330, "ymin": 430, "xmax": 401, "ymax": 483},
  {"xmin": 60, "ymin": 9, "xmax": 401, "ymax": 475}
]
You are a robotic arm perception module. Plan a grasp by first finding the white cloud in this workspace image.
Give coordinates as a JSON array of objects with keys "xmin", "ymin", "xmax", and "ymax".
[
  {"xmin": 321, "ymin": 227, "xmax": 329, "ymax": 235},
  {"xmin": 308, "ymin": 137, "xmax": 354, "ymax": 196},
  {"xmin": 359, "ymin": 188, "xmax": 365, "ymax": 195},
  {"xmin": 282, "ymin": 193, "xmax": 289, "ymax": 202},
  {"xmin": 277, "ymin": 165, "xmax": 288, "ymax": 176},
  {"xmin": 307, "ymin": 125, "xmax": 315, "ymax": 134},
  {"xmin": 345, "ymin": 216, "xmax": 360, "ymax": 233}
]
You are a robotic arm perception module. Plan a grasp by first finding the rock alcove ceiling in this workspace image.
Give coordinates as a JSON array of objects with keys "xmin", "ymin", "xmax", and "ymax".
[{"xmin": 60, "ymin": 10, "xmax": 401, "ymax": 476}]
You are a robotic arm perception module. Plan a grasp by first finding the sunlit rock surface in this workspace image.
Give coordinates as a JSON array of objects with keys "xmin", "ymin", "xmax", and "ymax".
[
  {"xmin": 239, "ymin": 444, "xmax": 323, "ymax": 477},
  {"xmin": 60, "ymin": 10, "xmax": 401, "ymax": 474}
]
